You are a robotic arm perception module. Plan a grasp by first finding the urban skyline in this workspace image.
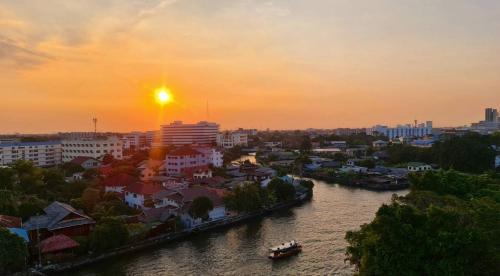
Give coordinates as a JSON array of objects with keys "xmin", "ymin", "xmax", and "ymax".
[{"xmin": 2, "ymin": 1, "xmax": 500, "ymax": 133}]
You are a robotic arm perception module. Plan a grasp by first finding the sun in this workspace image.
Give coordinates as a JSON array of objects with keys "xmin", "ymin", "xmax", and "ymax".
[{"xmin": 155, "ymin": 87, "xmax": 172, "ymax": 105}]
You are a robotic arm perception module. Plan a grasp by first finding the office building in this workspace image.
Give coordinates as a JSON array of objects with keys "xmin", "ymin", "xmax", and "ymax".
[
  {"xmin": 485, "ymin": 108, "xmax": 498, "ymax": 122},
  {"xmin": 61, "ymin": 136, "xmax": 123, "ymax": 162},
  {"xmin": 0, "ymin": 141, "xmax": 62, "ymax": 167},
  {"xmin": 160, "ymin": 121, "xmax": 219, "ymax": 146},
  {"xmin": 121, "ymin": 131, "xmax": 158, "ymax": 150}
]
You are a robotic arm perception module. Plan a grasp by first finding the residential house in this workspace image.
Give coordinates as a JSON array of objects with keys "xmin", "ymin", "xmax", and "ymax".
[
  {"xmin": 70, "ymin": 156, "xmax": 101, "ymax": 169},
  {"xmin": 23, "ymin": 201, "xmax": 95, "ymax": 240},
  {"xmin": 138, "ymin": 160, "xmax": 165, "ymax": 181},
  {"xmin": 102, "ymin": 173, "xmax": 137, "ymax": 194},
  {"xmin": 179, "ymin": 187, "xmax": 226, "ymax": 228},
  {"xmin": 124, "ymin": 182, "xmax": 164, "ymax": 209},
  {"xmin": 495, "ymin": 155, "xmax": 500, "ymax": 168}
]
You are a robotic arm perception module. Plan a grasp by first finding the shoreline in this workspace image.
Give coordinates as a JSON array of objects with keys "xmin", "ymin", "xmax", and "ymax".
[
  {"xmin": 302, "ymin": 173, "xmax": 409, "ymax": 191},
  {"xmin": 34, "ymin": 192, "xmax": 311, "ymax": 275}
]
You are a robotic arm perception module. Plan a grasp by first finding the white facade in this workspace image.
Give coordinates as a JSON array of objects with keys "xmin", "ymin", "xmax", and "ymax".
[
  {"xmin": 124, "ymin": 192, "xmax": 145, "ymax": 209},
  {"xmin": 161, "ymin": 121, "xmax": 219, "ymax": 146},
  {"xmin": 495, "ymin": 155, "xmax": 500, "ymax": 168},
  {"xmin": 180, "ymin": 206, "xmax": 226, "ymax": 228},
  {"xmin": 121, "ymin": 131, "xmax": 157, "ymax": 150},
  {"xmin": 197, "ymin": 147, "xmax": 223, "ymax": 168},
  {"xmin": 0, "ymin": 141, "xmax": 62, "ymax": 167},
  {"xmin": 61, "ymin": 136, "xmax": 123, "ymax": 162},
  {"xmin": 216, "ymin": 132, "xmax": 248, "ymax": 148},
  {"xmin": 367, "ymin": 121, "xmax": 433, "ymax": 139}
]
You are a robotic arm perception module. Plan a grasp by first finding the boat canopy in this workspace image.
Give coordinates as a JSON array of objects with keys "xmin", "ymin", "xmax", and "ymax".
[{"xmin": 269, "ymin": 240, "xmax": 298, "ymax": 252}]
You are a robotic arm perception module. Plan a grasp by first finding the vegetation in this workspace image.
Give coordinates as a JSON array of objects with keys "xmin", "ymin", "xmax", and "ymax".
[
  {"xmin": 0, "ymin": 228, "xmax": 27, "ymax": 274},
  {"xmin": 189, "ymin": 196, "xmax": 214, "ymax": 221},
  {"xmin": 90, "ymin": 217, "xmax": 129, "ymax": 253},
  {"xmin": 224, "ymin": 182, "xmax": 264, "ymax": 212},
  {"xmin": 345, "ymin": 170, "xmax": 500, "ymax": 275},
  {"xmin": 386, "ymin": 133, "xmax": 498, "ymax": 173},
  {"xmin": 267, "ymin": 178, "xmax": 296, "ymax": 202}
]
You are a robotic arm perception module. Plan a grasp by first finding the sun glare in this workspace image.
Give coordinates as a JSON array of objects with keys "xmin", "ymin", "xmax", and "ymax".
[{"xmin": 155, "ymin": 87, "xmax": 172, "ymax": 105}]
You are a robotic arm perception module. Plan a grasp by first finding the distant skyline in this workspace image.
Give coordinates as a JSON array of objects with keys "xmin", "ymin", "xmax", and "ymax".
[{"xmin": 1, "ymin": 0, "xmax": 500, "ymax": 133}]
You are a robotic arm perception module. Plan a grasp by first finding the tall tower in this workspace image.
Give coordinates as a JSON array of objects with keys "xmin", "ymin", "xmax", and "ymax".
[{"xmin": 92, "ymin": 117, "xmax": 98, "ymax": 137}]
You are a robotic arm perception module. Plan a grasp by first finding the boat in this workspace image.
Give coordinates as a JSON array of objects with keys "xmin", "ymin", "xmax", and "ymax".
[{"xmin": 268, "ymin": 240, "xmax": 302, "ymax": 259}]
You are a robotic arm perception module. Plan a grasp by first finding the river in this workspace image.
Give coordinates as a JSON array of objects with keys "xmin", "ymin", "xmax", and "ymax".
[{"xmin": 73, "ymin": 177, "xmax": 407, "ymax": 276}]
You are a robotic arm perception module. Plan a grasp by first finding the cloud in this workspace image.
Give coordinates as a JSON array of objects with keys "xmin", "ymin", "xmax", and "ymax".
[{"xmin": 0, "ymin": 35, "xmax": 55, "ymax": 69}]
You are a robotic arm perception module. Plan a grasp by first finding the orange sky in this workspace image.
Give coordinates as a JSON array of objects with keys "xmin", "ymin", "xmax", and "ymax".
[{"xmin": 1, "ymin": 1, "xmax": 500, "ymax": 133}]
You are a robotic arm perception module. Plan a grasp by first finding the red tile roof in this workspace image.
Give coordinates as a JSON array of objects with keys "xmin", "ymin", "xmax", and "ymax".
[
  {"xmin": 125, "ymin": 182, "xmax": 164, "ymax": 196},
  {"xmin": 70, "ymin": 156, "xmax": 98, "ymax": 166},
  {"xmin": 0, "ymin": 215, "xmax": 22, "ymax": 228},
  {"xmin": 40, "ymin": 234, "xmax": 79, "ymax": 253},
  {"xmin": 168, "ymin": 146, "xmax": 202, "ymax": 157},
  {"xmin": 101, "ymin": 173, "xmax": 137, "ymax": 187}
]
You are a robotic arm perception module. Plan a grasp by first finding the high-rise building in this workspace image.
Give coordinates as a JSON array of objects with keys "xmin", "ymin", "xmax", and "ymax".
[
  {"xmin": 485, "ymin": 108, "xmax": 498, "ymax": 122},
  {"xmin": 160, "ymin": 121, "xmax": 219, "ymax": 146},
  {"xmin": 0, "ymin": 141, "xmax": 62, "ymax": 167}
]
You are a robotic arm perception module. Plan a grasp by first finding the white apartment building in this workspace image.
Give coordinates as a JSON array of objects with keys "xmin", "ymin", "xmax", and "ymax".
[
  {"xmin": 121, "ymin": 131, "xmax": 158, "ymax": 150},
  {"xmin": 216, "ymin": 131, "xmax": 248, "ymax": 148},
  {"xmin": 161, "ymin": 121, "xmax": 219, "ymax": 146},
  {"xmin": 61, "ymin": 136, "xmax": 123, "ymax": 162},
  {"xmin": 197, "ymin": 147, "xmax": 223, "ymax": 168},
  {"xmin": 366, "ymin": 121, "xmax": 433, "ymax": 139},
  {"xmin": 0, "ymin": 141, "xmax": 62, "ymax": 167}
]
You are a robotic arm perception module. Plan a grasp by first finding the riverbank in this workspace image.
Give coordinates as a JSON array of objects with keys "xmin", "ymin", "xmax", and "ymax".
[
  {"xmin": 34, "ymin": 191, "xmax": 311, "ymax": 275},
  {"xmin": 302, "ymin": 172, "xmax": 409, "ymax": 191}
]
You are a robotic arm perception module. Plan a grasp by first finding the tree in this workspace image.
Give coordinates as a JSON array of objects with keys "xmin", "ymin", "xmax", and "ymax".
[
  {"xmin": 345, "ymin": 170, "xmax": 500, "ymax": 275},
  {"xmin": 300, "ymin": 135, "xmax": 312, "ymax": 153},
  {"xmin": 81, "ymin": 187, "xmax": 102, "ymax": 213},
  {"xmin": 0, "ymin": 228, "xmax": 27, "ymax": 274},
  {"xmin": 90, "ymin": 217, "xmax": 129, "ymax": 253},
  {"xmin": 267, "ymin": 178, "xmax": 296, "ymax": 202},
  {"xmin": 0, "ymin": 167, "xmax": 16, "ymax": 190},
  {"xmin": 102, "ymin": 154, "xmax": 115, "ymax": 165},
  {"xmin": 224, "ymin": 182, "xmax": 264, "ymax": 212},
  {"xmin": 299, "ymin": 180, "xmax": 314, "ymax": 192},
  {"xmin": 189, "ymin": 196, "xmax": 214, "ymax": 221}
]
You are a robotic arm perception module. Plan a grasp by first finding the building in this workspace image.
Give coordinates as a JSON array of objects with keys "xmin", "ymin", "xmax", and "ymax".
[
  {"xmin": 485, "ymin": 108, "xmax": 498, "ymax": 122},
  {"xmin": 325, "ymin": 141, "xmax": 347, "ymax": 149},
  {"xmin": 121, "ymin": 131, "xmax": 158, "ymax": 150},
  {"xmin": 471, "ymin": 108, "xmax": 500, "ymax": 134},
  {"xmin": 23, "ymin": 201, "xmax": 95, "ymax": 240},
  {"xmin": 102, "ymin": 173, "xmax": 137, "ymax": 194},
  {"xmin": 407, "ymin": 162, "xmax": 432, "ymax": 172},
  {"xmin": 196, "ymin": 147, "xmax": 223, "ymax": 168},
  {"xmin": 165, "ymin": 146, "xmax": 209, "ymax": 176},
  {"xmin": 0, "ymin": 141, "xmax": 62, "ymax": 167},
  {"xmin": 124, "ymin": 182, "xmax": 165, "ymax": 209},
  {"xmin": 495, "ymin": 155, "xmax": 500, "ymax": 168},
  {"xmin": 70, "ymin": 156, "xmax": 101, "ymax": 169},
  {"xmin": 372, "ymin": 140, "xmax": 388, "ymax": 148},
  {"xmin": 161, "ymin": 121, "xmax": 219, "ymax": 146},
  {"xmin": 366, "ymin": 121, "xmax": 433, "ymax": 139},
  {"xmin": 216, "ymin": 131, "xmax": 248, "ymax": 148},
  {"xmin": 61, "ymin": 136, "xmax": 123, "ymax": 162}
]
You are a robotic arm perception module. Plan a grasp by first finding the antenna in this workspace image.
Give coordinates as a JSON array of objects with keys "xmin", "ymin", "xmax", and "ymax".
[
  {"xmin": 414, "ymin": 119, "xmax": 417, "ymax": 128},
  {"xmin": 92, "ymin": 117, "xmax": 98, "ymax": 137}
]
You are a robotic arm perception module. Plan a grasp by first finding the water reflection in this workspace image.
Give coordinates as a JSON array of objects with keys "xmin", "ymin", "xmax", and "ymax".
[{"xmin": 74, "ymin": 179, "xmax": 407, "ymax": 276}]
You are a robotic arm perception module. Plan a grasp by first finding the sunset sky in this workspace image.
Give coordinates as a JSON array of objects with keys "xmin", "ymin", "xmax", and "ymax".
[{"xmin": 1, "ymin": 0, "xmax": 500, "ymax": 133}]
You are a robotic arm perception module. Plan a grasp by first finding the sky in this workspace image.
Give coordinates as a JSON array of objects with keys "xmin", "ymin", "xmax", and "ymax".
[{"xmin": 1, "ymin": 0, "xmax": 500, "ymax": 133}]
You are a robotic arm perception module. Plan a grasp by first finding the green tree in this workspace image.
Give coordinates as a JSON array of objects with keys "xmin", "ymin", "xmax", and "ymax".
[
  {"xmin": 189, "ymin": 196, "xmax": 214, "ymax": 221},
  {"xmin": 267, "ymin": 178, "xmax": 296, "ymax": 202},
  {"xmin": 224, "ymin": 182, "xmax": 263, "ymax": 212},
  {"xmin": 0, "ymin": 228, "xmax": 27, "ymax": 274},
  {"xmin": 81, "ymin": 187, "xmax": 102, "ymax": 213},
  {"xmin": 90, "ymin": 217, "xmax": 129, "ymax": 253},
  {"xmin": 300, "ymin": 135, "xmax": 312, "ymax": 153}
]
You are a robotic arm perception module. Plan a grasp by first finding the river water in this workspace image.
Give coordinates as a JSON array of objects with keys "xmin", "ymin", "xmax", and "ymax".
[{"xmin": 74, "ymin": 177, "xmax": 407, "ymax": 276}]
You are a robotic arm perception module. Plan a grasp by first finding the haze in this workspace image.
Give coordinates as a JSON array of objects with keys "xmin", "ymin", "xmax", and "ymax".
[{"xmin": 1, "ymin": 0, "xmax": 500, "ymax": 133}]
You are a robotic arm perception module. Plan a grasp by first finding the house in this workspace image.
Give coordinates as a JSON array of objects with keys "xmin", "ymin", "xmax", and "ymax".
[
  {"xmin": 70, "ymin": 156, "xmax": 101, "ymax": 169},
  {"xmin": 372, "ymin": 140, "xmax": 388, "ymax": 148},
  {"xmin": 495, "ymin": 155, "xmax": 500, "ymax": 168},
  {"xmin": 124, "ymin": 182, "xmax": 165, "ymax": 209},
  {"xmin": 66, "ymin": 172, "xmax": 84, "ymax": 182},
  {"xmin": 138, "ymin": 160, "xmax": 166, "ymax": 181},
  {"xmin": 101, "ymin": 173, "xmax": 137, "ymax": 194},
  {"xmin": 339, "ymin": 165, "xmax": 368, "ymax": 173},
  {"xmin": 138, "ymin": 205, "xmax": 178, "ymax": 224},
  {"xmin": 407, "ymin": 162, "xmax": 432, "ymax": 172},
  {"xmin": 23, "ymin": 202, "xmax": 95, "ymax": 240},
  {"xmin": 192, "ymin": 168, "xmax": 213, "ymax": 180},
  {"xmin": 179, "ymin": 187, "xmax": 226, "ymax": 228},
  {"xmin": 40, "ymin": 234, "xmax": 79, "ymax": 256}
]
